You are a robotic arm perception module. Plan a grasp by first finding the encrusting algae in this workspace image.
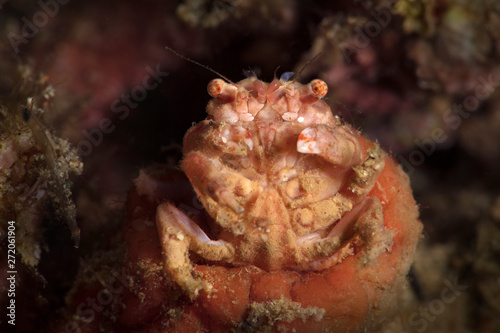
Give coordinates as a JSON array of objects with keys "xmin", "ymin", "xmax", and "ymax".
[{"xmin": 0, "ymin": 64, "xmax": 82, "ymax": 267}]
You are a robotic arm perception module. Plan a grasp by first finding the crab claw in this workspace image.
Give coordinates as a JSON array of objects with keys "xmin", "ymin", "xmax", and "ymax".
[
  {"xmin": 297, "ymin": 127, "xmax": 321, "ymax": 154},
  {"xmin": 182, "ymin": 152, "xmax": 244, "ymax": 215},
  {"xmin": 297, "ymin": 125, "xmax": 362, "ymax": 167}
]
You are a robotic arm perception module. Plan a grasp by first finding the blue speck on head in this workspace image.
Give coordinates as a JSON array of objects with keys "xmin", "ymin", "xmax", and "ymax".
[{"xmin": 280, "ymin": 72, "xmax": 295, "ymax": 82}]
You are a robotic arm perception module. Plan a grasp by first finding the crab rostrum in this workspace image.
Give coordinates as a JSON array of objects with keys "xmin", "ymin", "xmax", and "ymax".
[{"xmin": 156, "ymin": 74, "xmax": 393, "ymax": 298}]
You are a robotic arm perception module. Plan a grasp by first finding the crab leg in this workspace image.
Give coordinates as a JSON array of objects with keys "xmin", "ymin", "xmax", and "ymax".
[
  {"xmin": 156, "ymin": 202, "xmax": 235, "ymax": 298},
  {"xmin": 298, "ymin": 196, "xmax": 393, "ymax": 269}
]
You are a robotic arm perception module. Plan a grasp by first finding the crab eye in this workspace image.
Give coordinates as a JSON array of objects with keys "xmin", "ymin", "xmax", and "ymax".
[
  {"xmin": 208, "ymin": 79, "xmax": 225, "ymax": 97},
  {"xmin": 310, "ymin": 79, "xmax": 328, "ymax": 98}
]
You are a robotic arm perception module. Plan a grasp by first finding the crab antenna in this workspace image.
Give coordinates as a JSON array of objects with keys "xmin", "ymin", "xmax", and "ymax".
[
  {"xmin": 273, "ymin": 66, "xmax": 281, "ymax": 80},
  {"xmin": 292, "ymin": 52, "xmax": 323, "ymax": 84},
  {"xmin": 165, "ymin": 46, "xmax": 234, "ymax": 85}
]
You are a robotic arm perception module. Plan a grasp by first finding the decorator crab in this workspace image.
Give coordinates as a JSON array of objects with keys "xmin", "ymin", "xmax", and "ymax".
[{"xmin": 156, "ymin": 74, "xmax": 394, "ymax": 298}]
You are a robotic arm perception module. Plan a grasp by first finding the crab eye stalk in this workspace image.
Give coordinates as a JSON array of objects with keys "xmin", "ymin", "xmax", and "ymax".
[
  {"xmin": 207, "ymin": 78, "xmax": 225, "ymax": 98},
  {"xmin": 310, "ymin": 79, "xmax": 328, "ymax": 98}
]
